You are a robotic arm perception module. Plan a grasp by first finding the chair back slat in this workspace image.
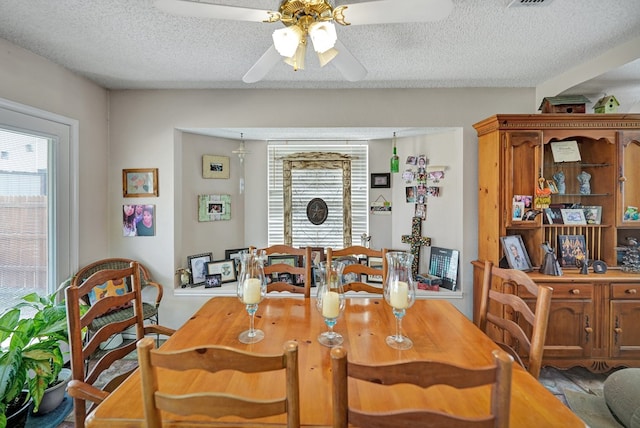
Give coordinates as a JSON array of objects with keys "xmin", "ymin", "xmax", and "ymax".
[
  {"xmin": 252, "ymin": 245, "xmax": 312, "ymax": 298},
  {"xmin": 477, "ymin": 260, "xmax": 553, "ymax": 379},
  {"xmin": 326, "ymin": 246, "xmax": 388, "ymax": 294},
  {"xmin": 137, "ymin": 338, "xmax": 300, "ymax": 428},
  {"xmin": 331, "ymin": 346, "xmax": 513, "ymax": 428}
]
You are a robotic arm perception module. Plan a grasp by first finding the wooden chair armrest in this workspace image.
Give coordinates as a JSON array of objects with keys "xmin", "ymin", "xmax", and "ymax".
[
  {"xmin": 144, "ymin": 324, "xmax": 176, "ymax": 337},
  {"xmin": 67, "ymin": 380, "xmax": 110, "ymax": 404},
  {"xmin": 143, "ymin": 280, "xmax": 164, "ymax": 308}
]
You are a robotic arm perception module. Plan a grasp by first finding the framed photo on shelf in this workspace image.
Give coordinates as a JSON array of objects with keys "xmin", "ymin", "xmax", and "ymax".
[
  {"xmin": 207, "ymin": 259, "xmax": 237, "ymax": 283},
  {"xmin": 122, "ymin": 168, "xmax": 158, "ymax": 198},
  {"xmin": 370, "ymin": 173, "xmax": 391, "ymax": 189},
  {"xmin": 366, "ymin": 256, "xmax": 384, "ymax": 283},
  {"xmin": 544, "ymin": 207, "xmax": 564, "ymax": 225},
  {"xmin": 499, "ymin": 235, "xmax": 533, "ymax": 272},
  {"xmin": 202, "ymin": 155, "xmax": 230, "ymax": 179},
  {"xmin": 557, "ymin": 235, "xmax": 587, "ymax": 268},
  {"xmin": 561, "ymin": 208, "xmax": 587, "ymax": 225},
  {"xmin": 583, "ymin": 206, "xmax": 602, "ymax": 225},
  {"xmin": 225, "ymin": 247, "xmax": 249, "ymax": 276},
  {"xmin": 204, "ymin": 273, "xmax": 222, "ymax": 288},
  {"xmin": 187, "ymin": 252, "xmax": 213, "ymax": 286}
]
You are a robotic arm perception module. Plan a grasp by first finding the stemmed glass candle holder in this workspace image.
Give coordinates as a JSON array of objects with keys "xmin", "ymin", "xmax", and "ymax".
[
  {"xmin": 237, "ymin": 251, "xmax": 267, "ymax": 344},
  {"xmin": 383, "ymin": 251, "xmax": 416, "ymax": 350},
  {"xmin": 316, "ymin": 260, "xmax": 345, "ymax": 347}
]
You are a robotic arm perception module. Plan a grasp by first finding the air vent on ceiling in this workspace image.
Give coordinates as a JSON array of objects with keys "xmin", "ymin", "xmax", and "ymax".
[{"xmin": 508, "ymin": 0, "xmax": 554, "ymax": 7}]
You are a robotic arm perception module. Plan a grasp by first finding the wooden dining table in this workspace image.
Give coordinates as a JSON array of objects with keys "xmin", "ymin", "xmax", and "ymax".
[{"xmin": 86, "ymin": 296, "xmax": 585, "ymax": 427}]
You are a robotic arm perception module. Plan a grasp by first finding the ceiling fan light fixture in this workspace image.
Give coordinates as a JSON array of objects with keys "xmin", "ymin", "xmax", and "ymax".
[
  {"xmin": 308, "ymin": 21, "xmax": 337, "ymax": 54},
  {"xmin": 272, "ymin": 26, "xmax": 303, "ymax": 57},
  {"xmin": 317, "ymin": 47, "xmax": 338, "ymax": 67},
  {"xmin": 283, "ymin": 40, "xmax": 306, "ymax": 70}
]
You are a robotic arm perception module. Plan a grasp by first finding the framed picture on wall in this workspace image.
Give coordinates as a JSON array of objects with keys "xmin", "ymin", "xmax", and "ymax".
[
  {"xmin": 202, "ymin": 155, "xmax": 230, "ymax": 179},
  {"xmin": 370, "ymin": 173, "xmax": 390, "ymax": 188},
  {"xmin": 198, "ymin": 194, "xmax": 231, "ymax": 222},
  {"xmin": 122, "ymin": 168, "xmax": 158, "ymax": 197}
]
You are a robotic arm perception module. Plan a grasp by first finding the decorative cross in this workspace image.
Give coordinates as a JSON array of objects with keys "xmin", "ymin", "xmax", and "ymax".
[{"xmin": 401, "ymin": 216, "xmax": 432, "ymax": 278}]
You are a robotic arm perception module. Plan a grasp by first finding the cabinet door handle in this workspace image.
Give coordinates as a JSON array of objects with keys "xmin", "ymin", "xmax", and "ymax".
[
  {"xmin": 570, "ymin": 289, "xmax": 580, "ymax": 295},
  {"xmin": 585, "ymin": 327, "xmax": 593, "ymax": 334},
  {"xmin": 614, "ymin": 328, "xmax": 622, "ymax": 334},
  {"xmin": 625, "ymin": 289, "xmax": 637, "ymax": 294},
  {"xmin": 619, "ymin": 175, "xmax": 627, "ymax": 183}
]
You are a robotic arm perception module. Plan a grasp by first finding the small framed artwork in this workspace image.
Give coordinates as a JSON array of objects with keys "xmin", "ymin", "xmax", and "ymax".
[
  {"xmin": 547, "ymin": 180, "xmax": 558, "ymax": 194},
  {"xmin": 188, "ymin": 252, "xmax": 213, "ymax": 286},
  {"xmin": 122, "ymin": 168, "xmax": 158, "ymax": 197},
  {"xmin": 371, "ymin": 173, "xmax": 391, "ymax": 189},
  {"xmin": 207, "ymin": 259, "xmax": 237, "ymax": 283},
  {"xmin": 308, "ymin": 247, "xmax": 325, "ymax": 266},
  {"xmin": 199, "ymin": 194, "xmax": 231, "ymax": 221},
  {"xmin": 267, "ymin": 255, "xmax": 298, "ymax": 268},
  {"xmin": 225, "ymin": 248, "xmax": 249, "ymax": 276},
  {"xmin": 204, "ymin": 273, "xmax": 222, "ymax": 288},
  {"xmin": 202, "ymin": 155, "xmax": 230, "ymax": 179},
  {"xmin": 583, "ymin": 206, "xmax": 602, "ymax": 225},
  {"xmin": 557, "ymin": 235, "xmax": 587, "ymax": 268},
  {"xmin": 366, "ymin": 256, "xmax": 384, "ymax": 283},
  {"xmin": 415, "ymin": 203, "xmax": 426, "ymax": 220},
  {"xmin": 561, "ymin": 208, "xmax": 587, "ymax": 225},
  {"xmin": 500, "ymin": 235, "xmax": 533, "ymax": 272}
]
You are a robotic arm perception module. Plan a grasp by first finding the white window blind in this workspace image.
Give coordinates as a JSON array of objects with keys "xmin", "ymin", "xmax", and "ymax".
[{"xmin": 267, "ymin": 142, "xmax": 368, "ymax": 248}]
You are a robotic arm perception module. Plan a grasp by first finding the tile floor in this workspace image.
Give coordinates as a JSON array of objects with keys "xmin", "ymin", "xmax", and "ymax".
[{"xmin": 54, "ymin": 365, "xmax": 608, "ymax": 427}]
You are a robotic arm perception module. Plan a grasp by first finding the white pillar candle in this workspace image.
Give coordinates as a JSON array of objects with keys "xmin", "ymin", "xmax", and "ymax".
[
  {"xmin": 390, "ymin": 281, "xmax": 409, "ymax": 309},
  {"xmin": 243, "ymin": 278, "xmax": 262, "ymax": 304},
  {"xmin": 322, "ymin": 291, "xmax": 340, "ymax": 319}
]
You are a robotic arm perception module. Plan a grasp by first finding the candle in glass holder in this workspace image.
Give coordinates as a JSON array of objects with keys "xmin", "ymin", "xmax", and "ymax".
[
  {"xmin": 243, "ymin": 278, "xmax": 262, "ymax": 304},
  {"xmin": 389, "ymin": 281, "xmax": 409, "ymax": 309},
  {"xmin": 322, "ymin": 291, "xmax": 340, "ymax": 319}
]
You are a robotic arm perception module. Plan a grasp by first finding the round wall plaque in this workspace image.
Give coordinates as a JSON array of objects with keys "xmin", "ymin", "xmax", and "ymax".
[{"xmin": 306, "ymin": 198, "xmax": 328, "ymax": 225}]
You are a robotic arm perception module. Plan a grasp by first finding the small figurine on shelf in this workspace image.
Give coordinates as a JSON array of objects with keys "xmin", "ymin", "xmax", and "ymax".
[
  {"xmin": 553, "ymin": 171, "xmax": 566, "ymax": 194},
  {"xmin": 577, "ymin": 171, "xmax": 591, "ymax": 195},
  {"xmin": 175, "ymin": 267, "xmax": 191, "ymax": 288},
  {"xmin": 540, "ymin": 242, "xmax": 562, "ymax": 276}
]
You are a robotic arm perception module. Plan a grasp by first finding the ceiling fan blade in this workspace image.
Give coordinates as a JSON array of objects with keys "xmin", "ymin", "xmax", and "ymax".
[
  {"xmin": 332, "ymin": 40, "xmax": 367, "ymax": 82},
  {"xmin": 154, "ymin": 0, "xmax": 273, "ymax": 22},
  {"xmin": 242, "ymin": 45, "xmax": 282, "ymax": 83},
  {"xmin": 339, "ymin": 0, "xmax": 453, "ymax": 25}
]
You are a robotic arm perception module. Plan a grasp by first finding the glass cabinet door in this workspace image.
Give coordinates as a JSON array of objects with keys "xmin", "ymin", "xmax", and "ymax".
[{"xmin": 618, "ymin": 132, "xmax": 640, "ymax": 226}]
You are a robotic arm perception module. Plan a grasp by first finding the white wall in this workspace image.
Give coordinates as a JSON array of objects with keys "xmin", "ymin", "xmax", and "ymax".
[
  {"xmin": 0, "ymin": 38, "xmax": 109, "ymax": 272},
  {"xmin": 108, "ymin": 88, "xmax": 534, "ymax": 327}
]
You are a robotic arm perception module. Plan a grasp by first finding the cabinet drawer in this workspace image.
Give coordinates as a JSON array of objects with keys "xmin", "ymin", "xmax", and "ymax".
[
  {"xmin": 611, "ymin": 283, "xmax": 640, "ymax": 299},
  {"xmin": 519, "ymin": 283, "xmax": 592, "ymax": 299}
]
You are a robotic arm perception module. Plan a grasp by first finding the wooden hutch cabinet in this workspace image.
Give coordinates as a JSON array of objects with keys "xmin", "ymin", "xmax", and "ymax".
[{"xmin": 473, "ymin": 114, "xmax": 640, "ymax": 372}]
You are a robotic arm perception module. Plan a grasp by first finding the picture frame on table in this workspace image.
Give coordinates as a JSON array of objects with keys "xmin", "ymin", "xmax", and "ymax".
[
  {"xmin": 308, "ymin": 247, "xmax": 325, "ymax": 266},
  {"xmin": 370, "ymin": 173, "xmax": 391, "ymax": 189},
  {"xmin": 266, "ymin": 255, "xmax": 299, "ymax": 282},
  {"xmin": 557, "ymin": 235, "xmax": 587, "ymax": 267},
  {"xmin": 225, "ymin": 247, "xmax": 249, "ymax": 277},
  {"xmin": 187, "ymin": 252, "xmax": 213, "ymax": 286},
  {"xmin": 499, "ymin": 235, "xmax": 533, "ymax": 272},
  {"xmin": 122, "ymin": 168, "xmax": 158, "ymax": 198},
  {"xmin": 207, "ymin": 259, "xmax": 237, "ymax": 283},
  {"xmin": 561, "ymin": 208, "xmax": 587, "ymax": 225},
  {"xmin": 202, "ymin": 155, "xmax": 230, "ymax": 179},
  {"xmin": 583, "ymin": 206, "xmax": 602, "ymax": 225}
]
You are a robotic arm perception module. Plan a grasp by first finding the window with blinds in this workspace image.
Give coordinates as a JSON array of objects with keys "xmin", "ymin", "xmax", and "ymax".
[{"xmin": 267, "ymin": 143, "xmax": 368, "ymax": 248}]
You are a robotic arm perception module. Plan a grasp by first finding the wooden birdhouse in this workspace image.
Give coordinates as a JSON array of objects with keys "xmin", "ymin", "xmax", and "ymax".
[
  {"xmin": 538, "ymin": 95, "xmax": 590, "ymax": 114},
  {"xmin": 593, "ymin": 95, "xmax": 619, "ymax": 113}
]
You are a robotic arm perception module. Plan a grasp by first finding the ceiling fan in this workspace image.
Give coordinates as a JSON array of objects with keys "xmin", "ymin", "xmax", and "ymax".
[{"xmin": 154, "ymin": 0, "xmax": 454, "ymax": 83}]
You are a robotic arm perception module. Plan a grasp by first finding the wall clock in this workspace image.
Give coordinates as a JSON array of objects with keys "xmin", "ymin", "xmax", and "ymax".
[{"xmin": 307, "ymin": 198, "xmax": 328, "ymax": 225}]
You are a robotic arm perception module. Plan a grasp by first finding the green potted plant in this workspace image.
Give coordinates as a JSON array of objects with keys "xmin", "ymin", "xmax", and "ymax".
[{"xmin": 0, "ymin": 290, "xmax": 70, "ymax": 428}]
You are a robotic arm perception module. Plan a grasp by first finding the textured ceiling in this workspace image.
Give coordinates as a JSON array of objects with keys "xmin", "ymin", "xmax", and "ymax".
[
  {"xmin": 0, "ymin": 0, "xmax": 639, "ymax": 140},
  {"xmin": 0, "ymin": 0, "xmax": 639, "ymax": 91}
]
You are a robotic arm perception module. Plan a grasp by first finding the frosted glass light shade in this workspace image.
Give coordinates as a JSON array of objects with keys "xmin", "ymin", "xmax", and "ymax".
[
  {"xmin": 272, "ymin": 26, "xmax": 303, "ymax": 58},
  {"xmin": 284, "ymin": 42, "xmax": 306, "ymax": 70},
  {"xmin": 309, "ymin": 21, "xmax": 337, "ymax": 53},
  {"xmin": 317, "ymin": 47, "xmax": 338, "ymax": 67}
]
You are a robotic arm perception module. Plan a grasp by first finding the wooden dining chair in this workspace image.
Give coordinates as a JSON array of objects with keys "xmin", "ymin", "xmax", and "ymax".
[
  {"xmin": 136, "ymin": 337, "xmax": 300, "ymax": 428},
  {"xmin": 65, "ymin": 261, "xmax": 175, "ymax": 428},
  {"xmin": 326, "ymin": 246, "xmax": 387, "ymax": 294},
  {"xmin": 331, "ymin": 346, "xmax": 514, "ymax": 428},
  {"xmin": 477, "ymin": 260, "xmax": 553, "ymax": 379},
  {"xmin": 253, "ymin": 245, "xmax": 312, "ymax": 298}
]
